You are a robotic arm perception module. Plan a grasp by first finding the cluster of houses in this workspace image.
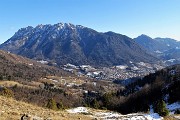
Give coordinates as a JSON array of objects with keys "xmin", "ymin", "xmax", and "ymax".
[
  {"xmin": 62, "ymin": 62, "xmax": 164, "ymax": 80},
  {"xmin": 37, "ymin": 62, "xmax": 165, "ymax": 98}
]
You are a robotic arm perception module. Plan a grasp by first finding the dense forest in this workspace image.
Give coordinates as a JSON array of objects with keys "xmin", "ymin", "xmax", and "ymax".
[{"xmin": 87, "ymin": 64, "xmax": 180, "ymax": 114}]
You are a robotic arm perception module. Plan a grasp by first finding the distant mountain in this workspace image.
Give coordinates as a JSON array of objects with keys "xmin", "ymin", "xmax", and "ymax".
[
  {"xmin": 0, "ymin": 23, "xmax": 158, "ymax": 67},
  {"xmin": 134, "ymin": 35, "xmax": 180, "ymax": 52},
  {"xmin": 154, "ymin": 37, "xmax": 180, "ymax": 49},
  {"xmin": 134, "ymin": 34, "xmax": 180, "ymax": 64},
  {"xmin": 134, "ymin": 34, "xmax": 166, "ymax": 52}
]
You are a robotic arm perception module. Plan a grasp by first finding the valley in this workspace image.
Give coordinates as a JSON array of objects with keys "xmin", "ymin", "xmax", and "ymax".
[
  {"xmin": 0, "ymin": 22, "xmax": 179, "ymax": 120},
  {"xmin": 0, "ymin": 49, "xmax": 179, "ymax": 119}
]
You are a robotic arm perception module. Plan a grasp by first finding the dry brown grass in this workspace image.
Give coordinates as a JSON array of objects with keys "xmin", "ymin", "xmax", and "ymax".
[
  {"xmin": 39, "ymin": 76, "xmax": 87, "ymax": 86},
  {"xmin": 0, "ymin": 81, "xmax": 38, "ymax": 89},
  {"xmin": 0, "ymin": 81, "xmax": 20, "ymax": 87},
  {"xmin": 164, "ymin": 115, "xmax": 180, "ymax": 120},
  {"xmin": 0, "ymin": 96, "xmax": 93, "ymax": 120}
]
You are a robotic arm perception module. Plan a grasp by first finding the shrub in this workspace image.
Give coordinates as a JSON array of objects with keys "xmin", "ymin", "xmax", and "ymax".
[
  {"xmin": 92, "ymin": 99, "xmax": 100, "ymax": 109},
  {"xmin": 0, "ymin": 87, "xmax": 14, "ymax": 97},
  {"xmin": 153, "ymin": 100, "xmax": 169, "ymax": 117},
  {"xmin": 46, "ymin": 98, "xmax": 58, "ymax": 110},
  {"xmin": 57, "ymin": 101, "xmax": 64, "ymax": 110},
  {"xmin": 102, "ymin": 93, "xmax": 112, "ymax": 108}
]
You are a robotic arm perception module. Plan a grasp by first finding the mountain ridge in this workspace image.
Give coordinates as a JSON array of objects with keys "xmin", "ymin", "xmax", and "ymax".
[
  {"xmin": 0, "ymin": 23, "xmax": 158, "ymax": 67},
  {"xmin": 134, "ymin": 34, "xmax": 180, "ymax": 64}
]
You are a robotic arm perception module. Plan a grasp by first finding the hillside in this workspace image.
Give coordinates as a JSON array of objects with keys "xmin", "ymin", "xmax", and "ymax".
[
  {"xmin": 0, "ymin": 50, "xmax": 70, "ymax": 81},
  {"xmin": 0, "ymin": 96, "xmax": 92, "ymax": 120},
  {"xmin": 0, "ymin": 23, "xmax": 158, "ymax": 67},
  {"xmin": 111, "ymin": 64, "xmax": 180, "ymax": 114},
  {"xmin": 0, "ymin": 93, "xmax": 179, "ymax": 120},
  {"xmin": 0, "ymin": 49, "xmax": 122, "ymax": 112}
]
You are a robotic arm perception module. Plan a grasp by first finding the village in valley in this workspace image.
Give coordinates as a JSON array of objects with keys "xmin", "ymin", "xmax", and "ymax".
[{"xmin": 62, "ymin": 62, "xmax": 164, "ymax": 81}]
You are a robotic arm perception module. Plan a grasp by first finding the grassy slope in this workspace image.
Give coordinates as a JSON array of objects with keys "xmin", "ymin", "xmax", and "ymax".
[{"xmin": 0, "ymin": 96, "xmax": 92, "ymax": 120}]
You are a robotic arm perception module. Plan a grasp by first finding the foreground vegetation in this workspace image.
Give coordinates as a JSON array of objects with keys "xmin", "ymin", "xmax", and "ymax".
[{"xmin": 0, "ymin": 96, "xmax": 92, "ymax": 120}]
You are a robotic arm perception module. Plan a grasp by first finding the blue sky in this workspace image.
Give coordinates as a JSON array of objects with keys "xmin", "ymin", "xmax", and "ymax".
[{"xmin": 0, "ymin": 0, "xmax": 180, "ymax": 43}]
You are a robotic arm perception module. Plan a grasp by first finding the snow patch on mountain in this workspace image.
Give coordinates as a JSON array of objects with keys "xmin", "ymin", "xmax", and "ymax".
[
  {"xmin": 37, "ymin": 60, "xmax": 48, "ymax": 64},
  {"xmin": 155, "ymin": 50, "xmax": 162, "ymax": 54},
  {"xmin": 167, "ymin": 59, "xmax": 176, "ymax": 62}
]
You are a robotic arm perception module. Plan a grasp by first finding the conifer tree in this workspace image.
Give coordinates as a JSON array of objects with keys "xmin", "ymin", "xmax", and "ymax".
[
  {"xmin": 153, "ymin": 100, "xmax": 169, "ymax": 116},
  {"xmin": 92, "ymin": 99, "xmax": 100, "ymax": 109},
  {"xmin": 46, "ymin": 98, "xmax": 58, "ymax": 110},
  {"xmin": 57, "ymin": 100, "xmax": 64, "ymax": 110}
]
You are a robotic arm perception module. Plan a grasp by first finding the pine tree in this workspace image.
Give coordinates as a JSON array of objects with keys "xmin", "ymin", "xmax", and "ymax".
[
  {"xmin": 57, "ymin": 100, "xmax": 64, "ymax": 110},
  {"xmin": 46, "ymin": 98, "xmax": 58, "ymax": 110},
  {"xmin": 0, "ymin": 87, "xmax": 14, "ymax": 97},
  {"xmin": 153, "ymin": 100, "xmax": 169, "ymax": 116},
  {"xmin": 103, "ymin": 93, "xmax": 112, "ymax": 108},
  {"xmin": 92, "ymin": 99, "xmax": 100, "ymax": 109}
]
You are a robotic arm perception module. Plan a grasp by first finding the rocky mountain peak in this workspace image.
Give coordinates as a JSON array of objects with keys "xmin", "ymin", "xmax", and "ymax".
[{"xmin": 0, "ymin": 23, "xmax": 158, "ymax": 67}]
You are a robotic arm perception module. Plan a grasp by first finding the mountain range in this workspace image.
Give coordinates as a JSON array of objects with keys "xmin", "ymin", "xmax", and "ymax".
[
  {"xmin": 134, "ymin": 34, "xmax": 180, "ymax": 64},
  {"xmin": 0, "ymin": 23, "xmax": 158, "ymax": 67}
]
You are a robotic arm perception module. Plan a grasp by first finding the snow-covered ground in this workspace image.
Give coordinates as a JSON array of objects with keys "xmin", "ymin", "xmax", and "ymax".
[
  {"xmin": 66, "ymin": 107, "xmax": 88, "ymax": 114},
  {"xmin": 145, "ymin": 113, "xmax": 162, "ymax": 120},
  {"xmin": 66, "ymin": 102, "xmax": 180, "ymax": 120},
  {"xmin": 66, "ymin": 107, "xmax": 162, "ymax": 120},
  {"xmin": 167, "ymin": 102, "xmax": 180, "ymax": 113}
]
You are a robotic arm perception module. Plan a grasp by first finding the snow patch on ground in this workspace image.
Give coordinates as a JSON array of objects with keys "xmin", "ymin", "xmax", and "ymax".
[
  {"xmin": 149, "ymin": 105, "xmax": 154, "ymax": 113},
  {"xmin": 167, "ymin": 102, "xmax": 180, "ymax": 112},
  {"xmin": 66, "ymin": 107, "xmax": 88, "ymax": 113},
  {"xmin": 145, "ymin": 113, "xmax": 162, "ymax": 120},
  {"xmin": 66, "ymin": 107, "xmax": 163, "ymax": 120},
  {"xmin": 94, "ymin": 111, "xmax": 121, "ymax": 119}
]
